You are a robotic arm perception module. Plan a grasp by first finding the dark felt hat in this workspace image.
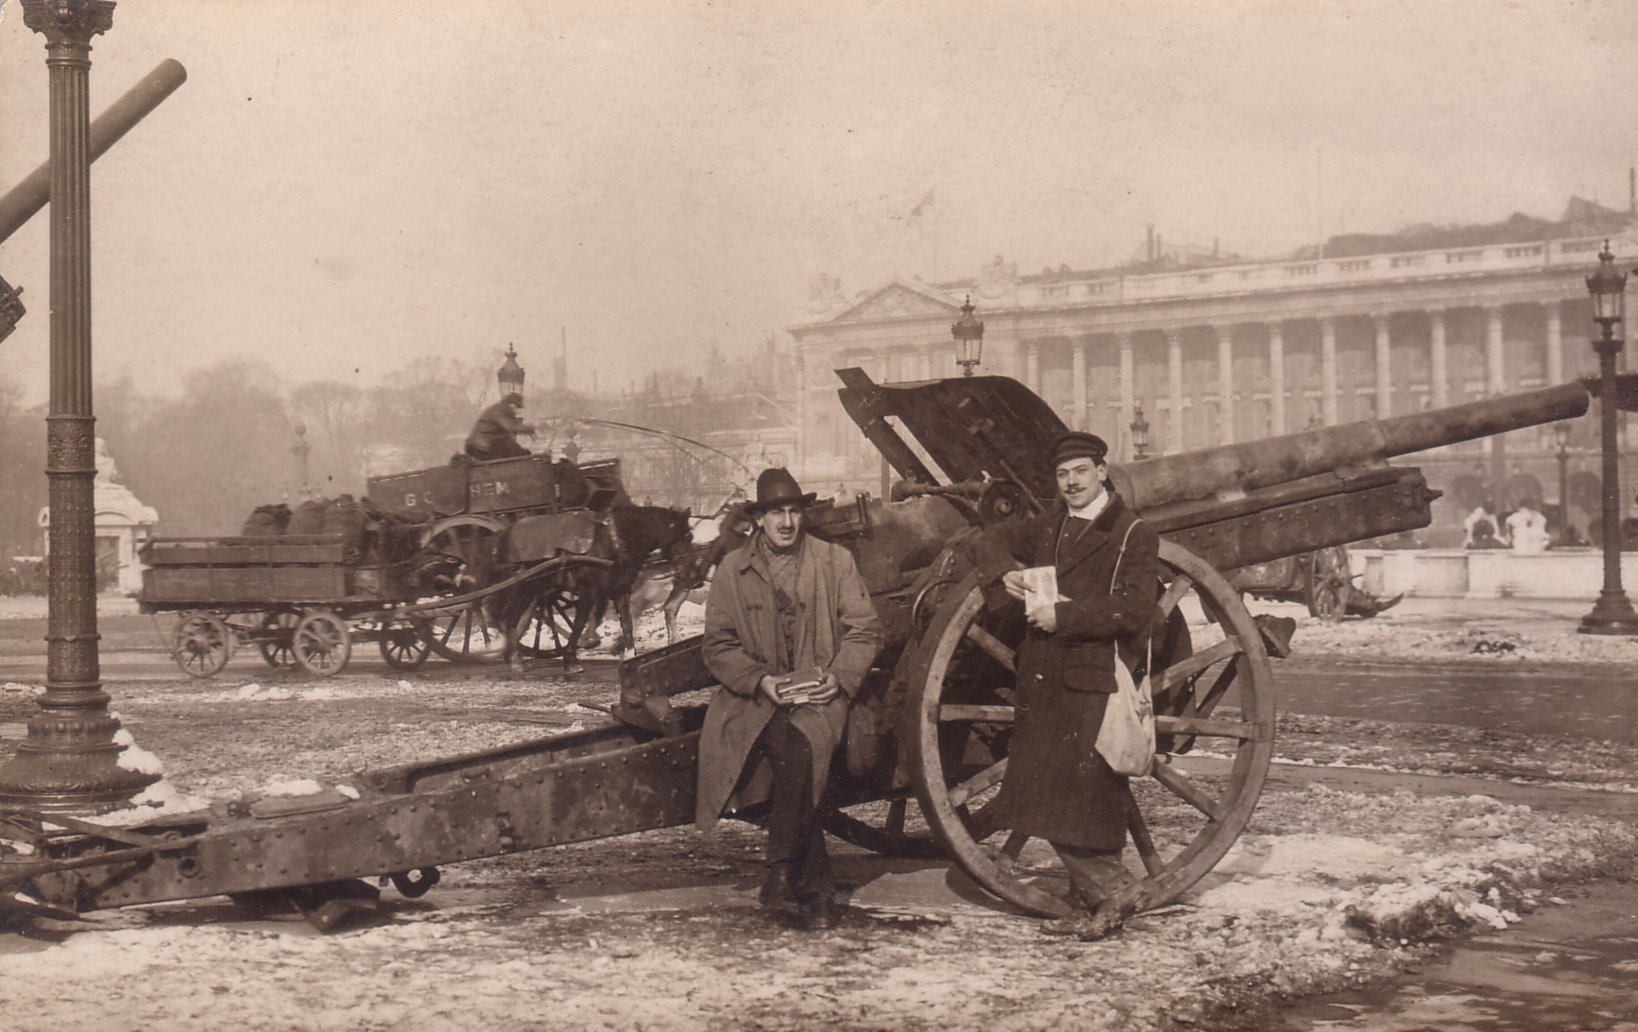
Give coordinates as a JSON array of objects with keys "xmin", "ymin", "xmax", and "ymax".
[
  {"xmin": 746, "ymin": 467, "xmax": 817, "ymax": 516},
  {"xmin": 1048, "ymin": 430, "xmax": 1109, "ymax": 467}
]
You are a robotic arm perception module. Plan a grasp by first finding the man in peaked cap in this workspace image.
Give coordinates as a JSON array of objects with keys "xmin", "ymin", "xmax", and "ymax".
[
  {"xmin": 694, "ymin": 468, "xmax": 881, "ymax": 930},
  {"xmin": 968, "ymin": 428, "xmax": 1162, "ymax": 937}
]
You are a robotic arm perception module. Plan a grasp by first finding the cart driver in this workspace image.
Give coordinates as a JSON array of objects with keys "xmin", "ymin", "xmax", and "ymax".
[{"xmin": 464, "ymin": 392, "xmax": 535, "ymax": 461}]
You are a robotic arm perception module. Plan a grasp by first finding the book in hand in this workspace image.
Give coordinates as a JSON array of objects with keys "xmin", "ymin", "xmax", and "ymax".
[
  {"xmin": 773, "ymin": 667, "xmax": 829, "ymax": 705},
  {"xmin": 1018, "ymin": 566, "xmax": 1070, "ymax": 610}
]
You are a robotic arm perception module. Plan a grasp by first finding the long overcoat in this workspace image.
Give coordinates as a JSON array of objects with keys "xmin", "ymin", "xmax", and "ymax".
[
  {"xmin": 970, "ymin": 492, "xmax": 1160, "ymax": 850},
  {"xmin": 695, "ymin": 532, "xmax": 882, "ymax": 831}
]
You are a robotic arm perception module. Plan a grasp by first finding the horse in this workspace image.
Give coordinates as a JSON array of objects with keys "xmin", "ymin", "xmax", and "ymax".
[
  {"xmin": 506, "ymin": 503, "xmax": 694, "ymax": 674},
  {"xmin": 659, "ymin": 504, "xmax": 753, "ymax": 645}
]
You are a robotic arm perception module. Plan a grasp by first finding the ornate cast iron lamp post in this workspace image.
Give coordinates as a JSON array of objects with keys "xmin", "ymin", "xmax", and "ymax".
[
  {"xmin": 1577, "ymin": 242, "xmax": 1638, "ymax": 635},
  {"xmin": 1130, "ymin": 403, "xmax": 1151, "ymax": 461},
  {"xmin": 951, "ymin": 295, "xmax": 984, "ymax": 377},
  {"xmin": 498, "ymin": 343, "xmax": 526, "ymax": 397},
  {"xmin": 0, "ymin": 0, "xmax": 159, "ymax": 810}
]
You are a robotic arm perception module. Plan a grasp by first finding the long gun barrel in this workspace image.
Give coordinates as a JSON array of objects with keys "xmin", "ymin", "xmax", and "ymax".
[
  {"xmin": 0, "ymin": 58, "xmax": 188, "ymax": 245},
  {"xmin": 1108, "ymin": 381, "xmax": 1591, "ymax": 514},
  {"xmin": 836, "ymin": 370, "xmax": 1597, "ymax": 573}
]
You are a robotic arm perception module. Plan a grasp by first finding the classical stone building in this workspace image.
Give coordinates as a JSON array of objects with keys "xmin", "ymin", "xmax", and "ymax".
[{"xmin": 790, "ymin": 213, "xmax": 1637, "ymax": 545}]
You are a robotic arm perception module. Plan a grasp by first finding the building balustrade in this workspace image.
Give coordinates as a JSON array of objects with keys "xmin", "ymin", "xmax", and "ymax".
[{"xmin": 996, "ymin": 235, "xmax": 1626, "ymax": 310}]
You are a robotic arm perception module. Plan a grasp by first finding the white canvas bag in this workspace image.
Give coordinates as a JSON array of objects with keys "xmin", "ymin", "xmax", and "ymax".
[{"xmin": 1093, "ymin": 521, "xmax": 1156, "ymax": 777}]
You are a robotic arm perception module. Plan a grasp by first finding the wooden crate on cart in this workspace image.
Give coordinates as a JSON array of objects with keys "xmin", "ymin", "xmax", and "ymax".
[{"xmin": 140, "ymin": 537, "xmax": 350, "ymax": 604}]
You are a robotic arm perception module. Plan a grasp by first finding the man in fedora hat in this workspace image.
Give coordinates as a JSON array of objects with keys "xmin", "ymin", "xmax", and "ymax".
[
  {"xmin": 969, "ymin": 430, "xmax": 1160, "ymax": 936},
  {"xmin": 695, "ymin": 467, "xmax": 881, "ymax": 930}
]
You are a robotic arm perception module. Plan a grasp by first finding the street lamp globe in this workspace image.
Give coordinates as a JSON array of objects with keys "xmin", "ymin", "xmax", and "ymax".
[
  {"xmin": 497, "ymin": 343, "xmax": 526, "ymax": 398},
  {"xmin": 1586, "ymin": 241, "xmax": 1627, "ymax": 329},
  {"xmin": 951, "ymin": 295, "xmax": 984, "ymax": 377},
  {"xmin": 1129, "ymin": 403, "xmax": 1151, "ymax": 460}
]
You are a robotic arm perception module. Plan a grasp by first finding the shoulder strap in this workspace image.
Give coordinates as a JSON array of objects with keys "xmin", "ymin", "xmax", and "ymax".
[
  {"xmin": 1109, "ymin": 517, "xmax": 1153, "ymax": 673},
  {"xmin": 1109, "ymin": 518, "xmax": 1142, "ymax": 592}
]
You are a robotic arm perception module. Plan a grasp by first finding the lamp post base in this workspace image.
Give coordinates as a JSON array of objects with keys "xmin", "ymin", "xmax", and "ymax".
[
  {"xmin": 0, "ymin": 692, "xmax": 160, "ymax": 814},
  {"xmin": 1578, "ymin": 589, "xmax": 1638, "ymax": 636}
]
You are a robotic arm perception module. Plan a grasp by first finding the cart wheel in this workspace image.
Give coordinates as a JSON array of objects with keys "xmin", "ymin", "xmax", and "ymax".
[
  {"xmin": 256, "ymin": 607, "xmax": 302, "ymax": 669},
  {"xmin": 509, "ymin": 560, "xmax": 604, "ymax": 659},
  {"xmin": 172, "ymin": 612, "xmax": 232, "ymax": 679},
  {"xmin": 378, "ymin": 622, "xmax": 431, "ymax": 671},
  {"xmin": 418, "ymin": 517, "xmax": 508, "ymax": 664},
  {"xmin": 907, "ymin": 540, "xmax": 1276, "ymax": 918},
  {"xmin": 293, "ymin": 609, "xmax": 352, "ymax": 676},
  {"xmin": 1306, "ymin": 545, "xmax": 1354, "ymax": 623}
]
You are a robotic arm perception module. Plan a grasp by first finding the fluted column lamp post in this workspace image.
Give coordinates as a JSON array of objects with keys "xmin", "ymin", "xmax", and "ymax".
[
  {"xmin": 1578, "ymin": 242, "xmax": 1638, "ymax": 636},
  {"xmin": 0, "ymin": 0, "xmax": 159, "ymax": 810}
]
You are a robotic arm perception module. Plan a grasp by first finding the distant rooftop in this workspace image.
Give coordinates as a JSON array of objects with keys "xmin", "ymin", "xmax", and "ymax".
[{"xmin": 931, "ymin": 196, "xmax": 1636, "ymax": 290}]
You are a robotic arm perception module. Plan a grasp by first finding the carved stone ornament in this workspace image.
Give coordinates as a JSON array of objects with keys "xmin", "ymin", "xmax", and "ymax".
[
  {"xmin": 21, "ymin": 0, "xmax": 115, "ymax": 48},
  {"xmin": 978, "ymin": 254, "xmax": 1018, "ymax": 299}
]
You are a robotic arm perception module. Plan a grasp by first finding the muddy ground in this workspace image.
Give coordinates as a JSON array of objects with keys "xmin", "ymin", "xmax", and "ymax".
[{"xmin": 2, "ymin": 607, "xmax": 1637, "ymax": 1031}]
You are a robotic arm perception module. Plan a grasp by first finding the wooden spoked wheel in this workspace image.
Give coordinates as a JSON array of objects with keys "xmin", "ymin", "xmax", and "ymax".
[
  {"xmin": 823, "ymin": 796, "xmax": 948, "ymax": 860},
  {"xmin": 256, "ymin": 607, "xmax": 302, "ymax": 669},
  {"xmin": 1306, "ymin": 545, "xmax": 1353, "ymax": 623},
  {"xmin": 907, "ymin": 540, "xmax": 1276, "ymax": 918},
  {"xmin": 172, "ymin": 611, "xmax": 232, "ymax": 678},
  {"xmin": 417, "ymin": 517, "xmax": 508, "ymax": 664},
  {"xmin": 378, "ymin": 621, "xmax": 431, "ymax": 670},
  {"xmin": 508, "ymin": 560, "xmax": 604, "ymax": 660},
  {"xmin": 293, "ymin": 609, "xmax": 352, "ymax": 676}
]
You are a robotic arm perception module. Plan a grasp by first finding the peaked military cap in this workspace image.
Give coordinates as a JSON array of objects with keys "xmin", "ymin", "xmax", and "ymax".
[{"xmin": 1048, "ymin": 430, "xmax": 1109, "ymax": 468}]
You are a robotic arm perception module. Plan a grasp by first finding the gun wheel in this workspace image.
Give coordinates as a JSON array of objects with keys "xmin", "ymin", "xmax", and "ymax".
[
  {"xmin": 1306, "ymin": 545, "xmax": 1353, "ymax": 623},
  {"xmin": 907, "ymin": 540, "xmax": 1275, "ymax": 918},
  {"xmin": 823, "ymin": 797, "xmax": 949, "ymax": 859}
]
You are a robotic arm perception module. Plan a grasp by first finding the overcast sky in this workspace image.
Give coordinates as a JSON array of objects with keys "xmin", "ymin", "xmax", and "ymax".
[{"xmin": 2, "ymin": 0, "xmax": 1637, "ymax": 405}]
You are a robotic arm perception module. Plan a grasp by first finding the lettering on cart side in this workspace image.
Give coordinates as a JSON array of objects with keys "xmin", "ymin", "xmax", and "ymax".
[{"xmin": 470, "ymin": 481, "xmax": 512, "ymax": 499}]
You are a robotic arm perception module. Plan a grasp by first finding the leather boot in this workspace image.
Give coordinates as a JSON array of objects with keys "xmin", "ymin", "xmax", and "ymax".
[
  {"xmin": 805, "ymin": 894, "xmax": 843, "ymax": 931},
  {"xmin": 758, "ymin": 863, "xmax": 805, "ymax": 918}
]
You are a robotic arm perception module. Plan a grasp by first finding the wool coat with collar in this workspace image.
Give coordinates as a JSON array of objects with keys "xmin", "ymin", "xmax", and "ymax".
[
  {"xmin": 695, "ymin": 530, "xmax": 882, "ymax": 832},
  {"xmin": 969, "ymin": 490, "xmax": 1160, "ymax": 850}
]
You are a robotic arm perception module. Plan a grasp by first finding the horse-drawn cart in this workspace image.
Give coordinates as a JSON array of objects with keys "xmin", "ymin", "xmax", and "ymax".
[
  {"xmin": 138, "ymin": 453, "xmax": 648, "ymax": 677},
  {"xmin": 139, "ymin": 534, "xmax": 434, "ymax": 677}
]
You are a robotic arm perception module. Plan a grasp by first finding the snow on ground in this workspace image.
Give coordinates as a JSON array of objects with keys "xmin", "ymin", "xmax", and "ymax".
[
  {"xmin": 1279, "ymin": 607, "xmax": 1638, "ymax": 667},
  {"xmin": 2, "ymin": 783, "xmax": 1631, "ymax": 1032}
]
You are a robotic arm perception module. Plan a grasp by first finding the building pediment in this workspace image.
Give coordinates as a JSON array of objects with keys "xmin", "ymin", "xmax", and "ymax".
[{"xmin": 822, "ymin": 280, "xmax": 961, "ymax": 325}]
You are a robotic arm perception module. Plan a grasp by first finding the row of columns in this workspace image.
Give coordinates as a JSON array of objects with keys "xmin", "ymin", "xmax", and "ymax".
[{"xmin": 1013, "ymin": 301, "xmax": 1570, "ymax": 453}]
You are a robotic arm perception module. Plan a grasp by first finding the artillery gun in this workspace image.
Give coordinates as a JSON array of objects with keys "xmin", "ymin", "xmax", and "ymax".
[{"xmin": 0, "ymin": 367, "xmax": 1598, "ymax": 930}]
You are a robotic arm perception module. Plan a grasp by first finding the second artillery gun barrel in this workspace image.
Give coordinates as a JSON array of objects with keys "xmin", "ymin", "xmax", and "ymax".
[
  {"xmin": 0, "ymin": 58, "xmax": 188, "ymax": 244},
  {"xmin": 1108, "ymin": 381, "xmax": 1592, "ymax": 514}
]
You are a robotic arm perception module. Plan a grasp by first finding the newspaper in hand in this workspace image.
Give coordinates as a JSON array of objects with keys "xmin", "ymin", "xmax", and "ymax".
[{"xmin": 1018, "ymin": 566, "xmax": 1069, "ymax": 611}]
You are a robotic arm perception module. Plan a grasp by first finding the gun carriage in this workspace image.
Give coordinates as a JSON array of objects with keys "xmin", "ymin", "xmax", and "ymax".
[
  {"xmin": 138, "ymin": 453, "xmax": 634, "ymax": 677},
  {"xmin": 1, "ymin": 366, "xmax": 1596, "ymax": 930}
]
